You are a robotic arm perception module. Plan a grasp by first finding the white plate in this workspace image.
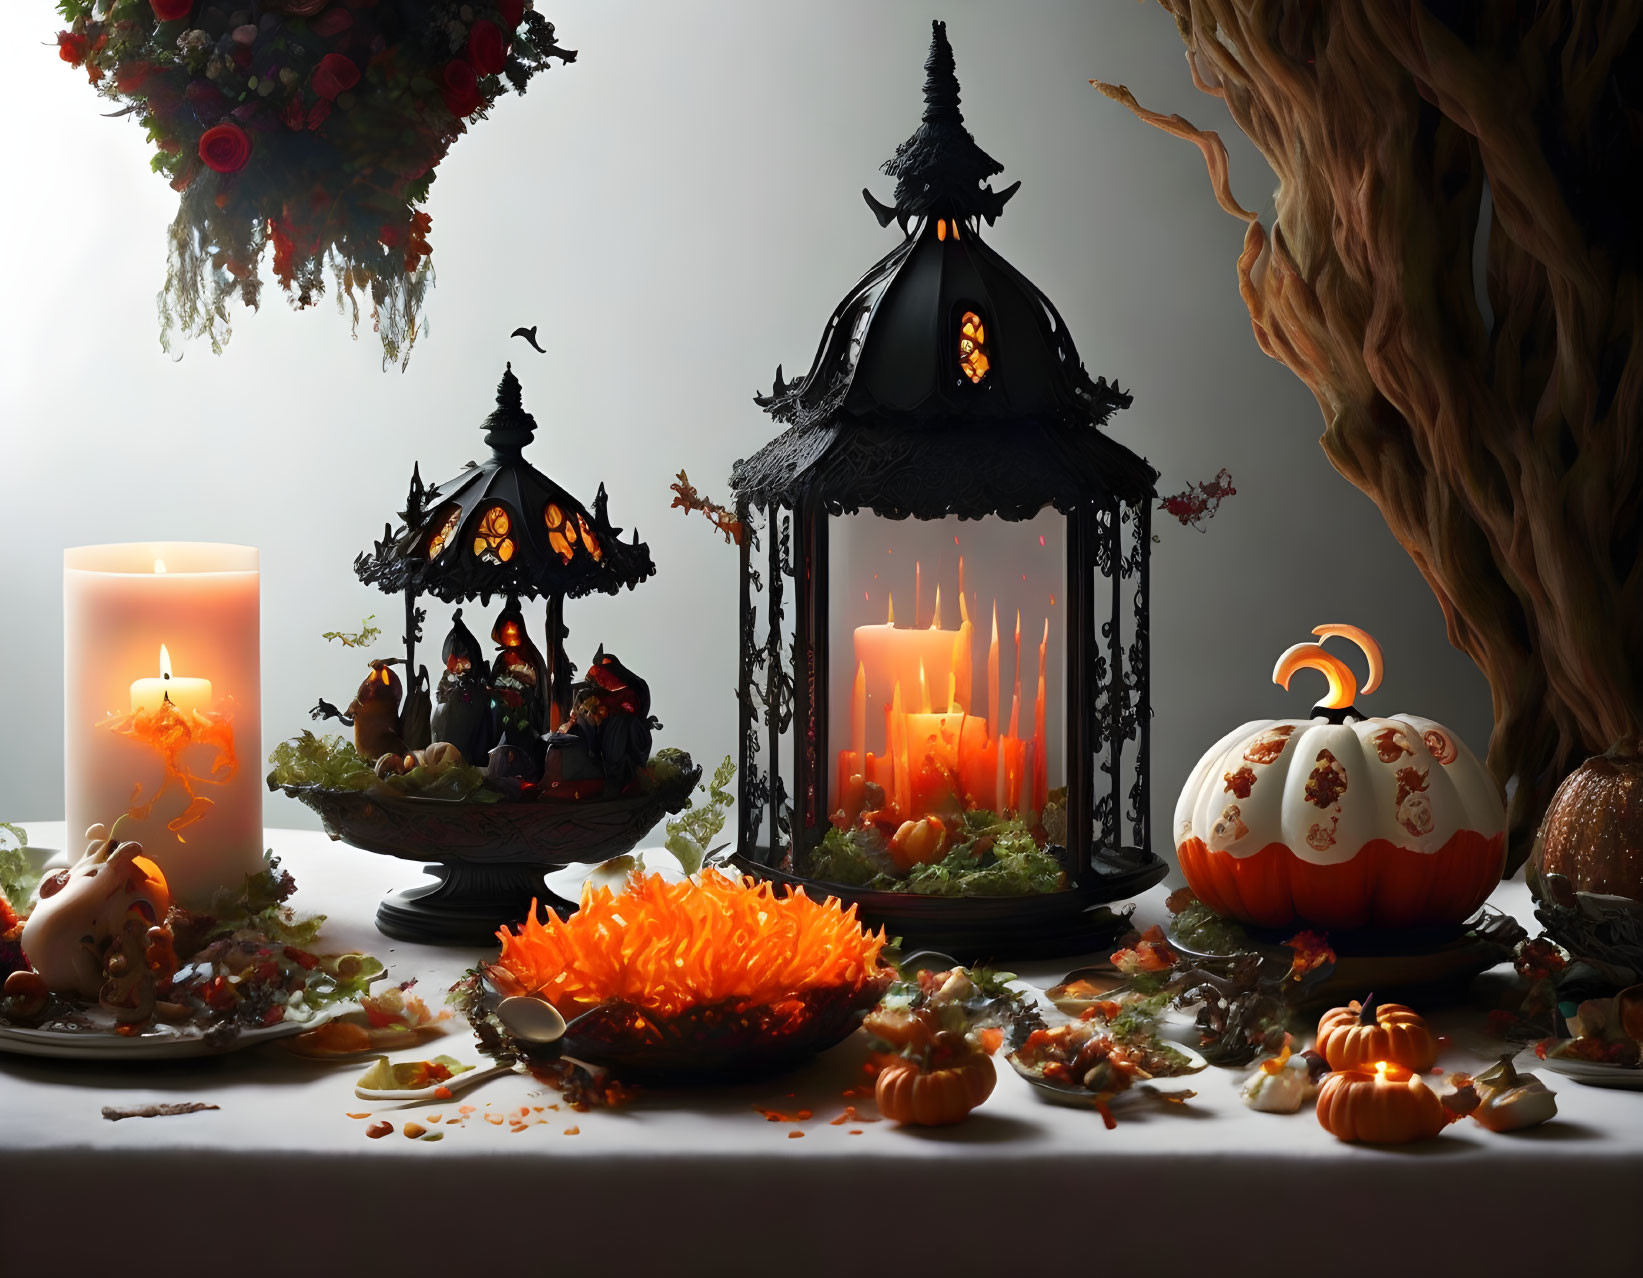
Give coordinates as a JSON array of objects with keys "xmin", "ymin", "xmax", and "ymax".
[
  {"xmin": 2, "ymin": 839, "xmax": 341, "ymax": 1060},
  {"xmin": 1537, "ymin": 1054, "xmax": 1643, "ymax": 1089},
  {"xmin": 0, "ymin": 1015, "xmax": 320, "ymax": 1061}
]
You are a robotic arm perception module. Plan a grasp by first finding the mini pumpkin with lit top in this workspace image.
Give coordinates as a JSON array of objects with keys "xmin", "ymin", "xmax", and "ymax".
[
  {"xmin": 1173, "ymin": 626, "xmax": 1505, "ymax": 931},
  {"xmin": 1315, "ymin": 995, "xmax": 1437, "ymax": 1073}
]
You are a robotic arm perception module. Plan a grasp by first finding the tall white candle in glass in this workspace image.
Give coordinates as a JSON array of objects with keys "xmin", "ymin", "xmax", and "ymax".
[{"xmin": 63, "ymin": 543, "xmax": 263, "ymax": 906}]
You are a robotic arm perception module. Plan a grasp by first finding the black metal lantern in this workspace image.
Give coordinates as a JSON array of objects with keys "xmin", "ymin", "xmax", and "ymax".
[
  {"xmin": 355, "ymin": 362, "xmax": 656, "ymax": 729},
  {"xmin": 284, "ymin": 364, "xmax": 697, "ymax": 945},
  {"xmin": 729, "ymin": 22, "xmax": 1164, "ymax": 957}
]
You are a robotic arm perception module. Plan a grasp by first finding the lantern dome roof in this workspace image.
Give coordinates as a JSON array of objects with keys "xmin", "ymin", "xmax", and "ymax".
[
  {"xmin": 354, "ymin": 365, "xmax": 655, "ymax": 605},
  {"xmin": 732, "ymin": 21, "xmax": 1154, "ymax": 520}
]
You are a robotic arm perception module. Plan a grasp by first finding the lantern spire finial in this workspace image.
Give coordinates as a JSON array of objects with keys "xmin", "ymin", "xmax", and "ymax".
[
  {"xmin": 483, "ymin": 362, "xmax": 537, "ymax": 455},
  {"xmin": 869, "ymin": 19, "xmax": 1021, "ymax": 229}
]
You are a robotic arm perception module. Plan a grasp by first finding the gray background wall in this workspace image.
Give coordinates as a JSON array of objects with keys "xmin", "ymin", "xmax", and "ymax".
[{"xmin": 0, "ymin": 0, "xmax": 1493, "ymax": 856}]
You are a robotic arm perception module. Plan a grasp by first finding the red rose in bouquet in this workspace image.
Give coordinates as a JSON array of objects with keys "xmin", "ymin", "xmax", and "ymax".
[
  {"xmin": 441, "ymin": 59, "xmax": 482, "ymax": 117},
  {"xmin": 150, "ymin": 0, "xmax": 193, "ymax": 20},
  {"xmin": 312, "ymin": 53, "xmax": 360, "ymax": 99},
  {"xmin": 468, "ymin": 20, "xmax": 510, "ymax": 75},
  {"xmin": 115, "ymin": 61, "xmax": 156, "ymax": 94},
  {"xmin": 199, "ymin": 122, "xmax": 252, "ymax": 173},
  {"xmin": 500, "ymin": 1, "xmax": 526, "ymax": 28}
]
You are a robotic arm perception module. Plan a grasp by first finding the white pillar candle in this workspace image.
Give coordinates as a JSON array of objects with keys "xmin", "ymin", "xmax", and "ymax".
[{"xmin": 64, "ymin": 543, "xmax": 263, "ymax": 906}]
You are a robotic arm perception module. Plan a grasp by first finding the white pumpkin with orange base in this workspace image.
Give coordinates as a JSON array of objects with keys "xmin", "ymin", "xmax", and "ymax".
[{"xmin": 1174, "ymin": 626, "xmax": 1505, "ymax": 931}]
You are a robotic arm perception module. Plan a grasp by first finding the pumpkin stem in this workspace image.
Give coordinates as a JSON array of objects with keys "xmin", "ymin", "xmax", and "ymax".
[{"xmin": 1358, "ymin": 993, "xmax": 1378, "ymax": 1025}]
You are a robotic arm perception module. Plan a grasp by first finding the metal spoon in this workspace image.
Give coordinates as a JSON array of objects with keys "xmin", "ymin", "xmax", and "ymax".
[{"xmin": 495, "ymin": 995, "xmax": 570, "ymax": 1044}]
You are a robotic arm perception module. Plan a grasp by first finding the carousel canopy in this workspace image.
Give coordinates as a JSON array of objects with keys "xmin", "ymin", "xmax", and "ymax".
[
  {"xmin": 355, "ymin": 365, "xmax": 655, "ymax": 604},
  {"xmin": 732, "ymin": 21, "xmax": 1155, "ymax": 522}
]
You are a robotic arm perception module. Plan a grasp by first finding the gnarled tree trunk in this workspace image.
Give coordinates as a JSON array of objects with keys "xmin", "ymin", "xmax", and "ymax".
[{"xmin": 1098, "ymin": 1, "xmax": 1643, "ymax": 873}]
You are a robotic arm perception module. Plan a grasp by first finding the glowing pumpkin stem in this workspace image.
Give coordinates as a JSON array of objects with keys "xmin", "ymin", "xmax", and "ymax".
[
  {"xmin": 1311, "ymin": 623, "xmax": 1385, "ymax": 695},
  {"xmin": 1272, "ymin": 643, "xmax": 1358, "ymax": 710}
]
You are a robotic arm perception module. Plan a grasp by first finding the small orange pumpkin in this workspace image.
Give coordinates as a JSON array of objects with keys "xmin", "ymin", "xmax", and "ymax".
[
  {"xmin": 1315, "ymin": 995, "xmax": 1437, "ymax": 1073},
  {"xmin": 875, "ymin": 1052, "xmax": 996, "ymax": 1126},
  {"xmin": 1316, "ymin": 1061, "xmax": 1446, "ymax": 1144}
]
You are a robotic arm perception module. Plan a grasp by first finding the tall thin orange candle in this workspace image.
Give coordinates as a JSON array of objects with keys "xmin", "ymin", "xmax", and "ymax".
[
  {"xmin": 1033, "ymin": 617, "xmax": 1049, "ymax": 812},
  {"xmin": 890, "ymin": 681, "xmax": 911, "ymax": 820},
  {"xmin": 851, "ymin": 661, "xmax": 867, "ymax": 771},
  {"xmin": 987, "ymin": 604, "xmax": 1000, "ymax": 742}
]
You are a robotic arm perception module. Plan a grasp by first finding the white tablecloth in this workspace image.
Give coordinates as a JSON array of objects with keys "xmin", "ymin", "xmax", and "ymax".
[{"xmin": 2, "ymin": 822, "xmax": 1637, "ymax": 1277}]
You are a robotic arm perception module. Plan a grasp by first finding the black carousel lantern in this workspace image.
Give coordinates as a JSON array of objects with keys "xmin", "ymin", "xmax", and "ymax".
[
  {"xmin": 356, "ymin": 361, "xmax": 656, "ymax": 731},
  {"xmin": 282, "ymin": 364, "xmax": 697, "ymax": 944},
  {"xmin": 729, "ymin": 21, "xmax": 1164, "ymax": 957}
]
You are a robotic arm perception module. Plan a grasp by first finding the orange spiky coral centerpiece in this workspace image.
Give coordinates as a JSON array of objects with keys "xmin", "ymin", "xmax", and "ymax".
[
  {"xmin": 491, "ymin": 869, "xmax": 888, "ymax": 1018},
  {"xmin": 484, "ymin": 870, "xmax": 891, "ymax": 1077}
]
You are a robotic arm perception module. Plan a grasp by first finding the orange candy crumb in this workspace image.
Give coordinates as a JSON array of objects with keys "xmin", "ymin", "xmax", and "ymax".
[{"xmin": 564, "ymin": 1126, "xmax": 580, "ymax": 1135}]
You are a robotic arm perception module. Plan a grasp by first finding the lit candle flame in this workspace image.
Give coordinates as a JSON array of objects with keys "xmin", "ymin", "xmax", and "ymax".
[
  {"xmin": 159, "ymin": 644, "xmax": 173, "ymax": 680},
  {"xmin": 154, "ymin": 559, "xmax": 167, "ymax": 574}
]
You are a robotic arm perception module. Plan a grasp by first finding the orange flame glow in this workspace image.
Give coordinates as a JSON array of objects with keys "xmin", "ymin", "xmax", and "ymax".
[
  {"xmin": 98, "ymin": 700, "xmax": 238, "ymax": 838},
  {"xmin": 488, "ymin": 870, "xmax": 888, "ymax": 1021}
]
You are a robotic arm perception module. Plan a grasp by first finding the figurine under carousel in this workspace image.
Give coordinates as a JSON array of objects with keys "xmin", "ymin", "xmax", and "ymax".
[{"xmin": 270, "ymin": 364, "xmax": 699, "ymax": 943}]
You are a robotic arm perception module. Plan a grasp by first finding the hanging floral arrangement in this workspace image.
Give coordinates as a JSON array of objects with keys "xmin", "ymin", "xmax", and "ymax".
[{"xmin": 53, "ymin": 2, "xmax": 573, "ymax": 367}]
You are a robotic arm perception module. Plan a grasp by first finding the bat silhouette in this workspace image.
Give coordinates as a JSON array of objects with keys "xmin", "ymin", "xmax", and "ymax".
[{"xmin": 511, "ymin": 325, "xmax": 546, "ymax": 353}]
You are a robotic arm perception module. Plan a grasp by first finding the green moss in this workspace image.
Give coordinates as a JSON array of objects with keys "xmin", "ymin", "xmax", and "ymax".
[
  {"xmin": 266, "ymin": 732, "xmax": 496, "ymax": 803},
  {"xmin": 809, "ymin": 805, "xmax": 1068, "ymax": 897}
]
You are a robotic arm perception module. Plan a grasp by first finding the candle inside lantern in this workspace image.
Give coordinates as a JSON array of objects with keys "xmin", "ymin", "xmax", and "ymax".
[
  {"xmin": 129, "ymin": 643, "xmax": 214, "ymax": 716},
  {"xmin": 64, "ymin": 543, "xmax": 263, "ymax": 907},
  {"xmin": 841, "ymin": 552, "xmax": 1056, "ymax": 837}
]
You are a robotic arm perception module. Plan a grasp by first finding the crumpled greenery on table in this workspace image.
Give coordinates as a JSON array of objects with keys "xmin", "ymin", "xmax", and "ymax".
[{"xmin": 266, "ymin": 732, "xmax": 496, "ymax": 802}]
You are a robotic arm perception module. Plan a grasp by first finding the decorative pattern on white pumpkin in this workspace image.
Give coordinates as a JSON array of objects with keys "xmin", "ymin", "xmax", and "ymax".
[
  {"xmin": 1394, "ymin": 766, "xmax": 1434, "ymax": 837},
  {"xmin": 1305, "ymin": 749, "xmax": 1348, "ymax": 808},
  {"xmin": 1371, "ymin": 725, "xmax": 1413, "ymax": 762},
  {"xmin": 1210, "ymin": 803, "xmax": 1249, "ymax": 850},
  {"xmin": 1243, "ymin": 724, "xmax": 1295, "ymax": 765},
  {"xmin": 1303, "ymin": 748, "xmax": 1348, "ymax": 850},
  {"xmin": 1423, "ymin": 728, "xmax": 1458, "ymax": 764},
  {"xmin": 1223, "ymin": 765, "xmax": 1257, "ymax": 798}
]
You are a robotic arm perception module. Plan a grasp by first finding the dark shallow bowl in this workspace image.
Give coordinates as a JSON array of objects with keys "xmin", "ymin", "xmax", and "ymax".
[
  {"xmin": 277, "ymin": 762, "xmax": 700, "ymax": 946},
  {"xmin": 732, "ymin": 844, "xmax": 1167, "ymax": 963},
  {"xmin": 1166, "ymin": 905, "xmax": 1527, "ymax": 1010},
  {"xmin": 486, "ymin": 975, "xmax": 892, "ymax": 1084}
]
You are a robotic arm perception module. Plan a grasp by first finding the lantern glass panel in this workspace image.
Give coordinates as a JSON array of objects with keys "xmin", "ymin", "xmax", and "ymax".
[{"xmin": 826, "ymin": 509, "xmax": 1067, "ymax": 849}]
